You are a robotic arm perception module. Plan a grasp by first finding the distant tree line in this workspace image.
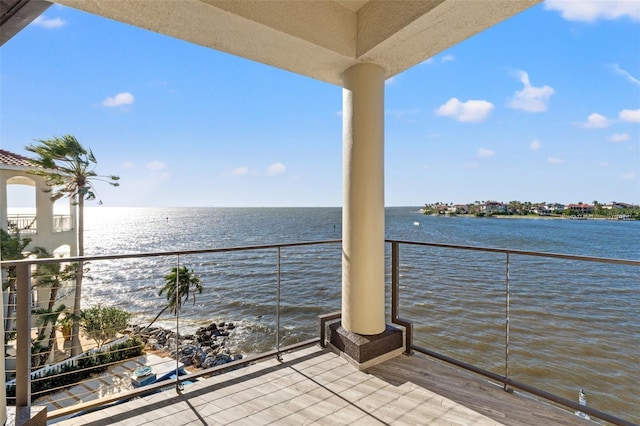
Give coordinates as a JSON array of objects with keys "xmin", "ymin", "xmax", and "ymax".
[{"xmin": 422, "ymin": 200, "xmax": 640, "ymax": 219}]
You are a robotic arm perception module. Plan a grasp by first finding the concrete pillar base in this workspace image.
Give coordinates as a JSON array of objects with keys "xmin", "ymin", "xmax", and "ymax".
[
  {"xmin": 6, "ymin": 406, "xmax": 47, "ymax": 426},
  {"xmin": 328, "ymin": 322, "xmax": 404, "ymax": 370}
]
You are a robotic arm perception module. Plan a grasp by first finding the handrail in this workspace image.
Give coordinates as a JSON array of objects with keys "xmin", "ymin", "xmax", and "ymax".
[
  {"xmin": 3, "ymin": 238, "xmax": 637, "ymax": 424},
  {"xmin": 388, "ymin": 239, "xmax": 639, "ymax": 426},
  {"xmin": 0, "ymin": 239, "xmax": 342, "ymax": 267},
  {"xmin": 412, "ymin": 345, "xmax": 636, "ymax": 426},
  {"xmin": 2, "ymin": 239, "xmax": 343, "ymax": 420},
  {"xmin": 386, "ymin": 239, "xmax": 640, "ymax": 266}
]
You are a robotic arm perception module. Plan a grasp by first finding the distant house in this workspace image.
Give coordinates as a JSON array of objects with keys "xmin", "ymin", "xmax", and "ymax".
[
  {"xmin": 610, "ymin": 202, "xmax": 635, "ymax": 209},
  {"xmin": 537, "ymin": 207, "xmax": 552, "ymax": 216},
  {"xmin": 538, "ymin": 203, "xmax": 564, "ymax": 215},
  {"xmin": 567, "ymin": 203, "xmax": 594, "ymax": 215},
  {"xmin": 436, "ymin": 205, "xmax": 449, "ymax": 215},
  {"xmin": 482, "ymin": 201, "xmax": 506, "ymax": 215},
  {"xmin": 547, "ymin": 203, "xmax": 565, "ymax": 212},
  {"xmin": 454, "ymin": 204, "xmax": 469, "ymax": 214}
]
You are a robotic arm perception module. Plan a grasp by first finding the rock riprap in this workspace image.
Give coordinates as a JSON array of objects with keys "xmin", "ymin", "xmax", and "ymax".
[{"xmin": 129, "ymin": 321, "xmax": 243, "ymax": 369}]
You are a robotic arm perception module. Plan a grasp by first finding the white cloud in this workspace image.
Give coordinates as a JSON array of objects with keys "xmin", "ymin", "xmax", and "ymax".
[
  {"xmin": 530, "ymin": 139, "xmax": 542, "ymax": 151},
  {"xmin": 267, "ymin": 162, "xmax": 286, "ymax": 175},
  {"xmin": 421, "ymin": 58, "xmax": 435, "ymax": 65},
  {"xmin": 582, "ymin": 113, "xmax": 610, "ymax": 128},
  {"xmin": 619, "ymin": 109, "xmax": 640, "ymax": 123},
  {"xmin": 545, "ymin": 0, "xmax": 640, "ymax": 22},
  {"xmin": 609, "ymin": 64, "xmax": 640, "ymax": 86},
  {"xmin": 102, "ymin": 92, "xmax": 135, "ymax": 107},
  {"xmin": 146, "ymin": 161, "xmax": 166, "ymax": 171},
  {"xmin": 122, "ymin": 161, "xmax": 135, "ymax": 169},
  {"xmin": 547, "ymin": 157, "xmax": 563, "ymax": 164},
  {"xmin": 385, "ymin": 77, "xmax": 397, "ymax": 86},
  {"xmin": 231, "ymin": 166, "xmax": 249, "ymax": 176},
  {"xmin": 508, "ymin": 71, "xmax": 555, "ymax": 112},
  {"xmin": 620, "ymin": 172, "xmax": 637, "ymax": 180},
  {"xmin": 608, "ymin": 133, "xmax": 631, "ymax": 142},
  {"xmin": 441, "ymin": 54, "xmax": 455, "ymax": 63},
  {"xmin": 435, "ymin": 98, "xmax": 494, "ymax": 123},
  {"xmin": 478, "ymin": 148, "xmax": 495, "ymax": 158},
  {"xmin": 32, "ymin": 16, "xmax": 66, "ymax": 29}
]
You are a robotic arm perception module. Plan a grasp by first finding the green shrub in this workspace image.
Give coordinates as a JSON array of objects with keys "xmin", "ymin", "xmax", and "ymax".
[{"xmin": 6, "ymin": 337, "xmax": 144, "ymax": 403}]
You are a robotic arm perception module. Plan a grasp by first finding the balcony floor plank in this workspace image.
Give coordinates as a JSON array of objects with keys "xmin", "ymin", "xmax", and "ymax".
[{"xmin": 53, "ymin": 345, "xmax": 594, "ymax": 426}]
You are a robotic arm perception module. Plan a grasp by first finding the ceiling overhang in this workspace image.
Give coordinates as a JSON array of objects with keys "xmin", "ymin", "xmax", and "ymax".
[
  {"xmin": 42, "ymin": 0, "xmax": 541, "ymax": 86},
  {"xmin": 0, "ymin": 0, "xmax": 50, "ymax": 45}
]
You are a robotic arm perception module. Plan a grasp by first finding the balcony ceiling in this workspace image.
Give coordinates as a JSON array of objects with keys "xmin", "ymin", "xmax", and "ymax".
[{"xmin": 2, "ymin": 0, "xmax": 541, "ymax": 86}]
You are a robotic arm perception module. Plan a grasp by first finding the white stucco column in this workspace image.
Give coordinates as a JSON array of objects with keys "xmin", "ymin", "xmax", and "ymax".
[
  {"xmin": 0, "ymin": 283, "xmax": 5, "ymax": 426},
  {"xmin": 0, "ymin": 175, "xmax": 7, "ymax": 232},
  {"xmin": 342, "ymin": 62, "xmax": 385, "ymax": 335},
  {"xmin": 35, "ymin": 180, "xmax": 53, "ymax": 237}
]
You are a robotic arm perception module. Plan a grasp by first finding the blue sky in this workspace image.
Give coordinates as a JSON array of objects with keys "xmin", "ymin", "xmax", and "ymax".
[{"xmin": 2, "ymin": 1, "xmax": 639, "ymax": 208}]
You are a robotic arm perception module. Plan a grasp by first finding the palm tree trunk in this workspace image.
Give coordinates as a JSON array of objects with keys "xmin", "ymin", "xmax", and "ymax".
[
  {"xmin": 70, "ymin": 195, "xmax": 84, "ymax": 356},
  {"xmin": 144, "ymin": 305, "xmax": 170, "ymax": 331}
]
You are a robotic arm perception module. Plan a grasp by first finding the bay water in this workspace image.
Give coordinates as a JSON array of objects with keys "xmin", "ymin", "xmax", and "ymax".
[{"xmin": 82, "ymin": 207, "xmax": 639, "ymax": 422}]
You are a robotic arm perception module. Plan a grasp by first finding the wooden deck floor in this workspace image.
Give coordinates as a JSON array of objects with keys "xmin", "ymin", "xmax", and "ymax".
[{"xmin": 53, "ymin": 345, "xmax": 595, "ymax": 426}]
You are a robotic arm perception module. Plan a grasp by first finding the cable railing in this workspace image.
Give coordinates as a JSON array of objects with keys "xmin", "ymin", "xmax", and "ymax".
[
  {"xmin": 1, "ymin": 239, "xmax": 638, "ymax": 425},
  {"xmin": 388, "ymin": 239, "xmax": 640, "ymax": 426},
  {"xmin": 1, "ymin": 240, "xmax": 342, "ymax": 420}
]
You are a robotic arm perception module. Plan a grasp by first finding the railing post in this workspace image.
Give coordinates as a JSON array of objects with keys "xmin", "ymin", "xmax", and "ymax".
[
  {"xmin": 391, "ymin": 242, "xmax": 400, "ymax": 321},
  {"xmin": 504, "ymin": 252, "xmax": 510, "ymax": 391},
  {"xmin": 175, "ymin": 254, "xmax": 182, "ymax": 393},
  {"xmin": 276, "ymin": 247, "xmax": 282, "ymax": 361},
  {"xmin": 16, "ymin": 262, "xmax": 31, "ymax": 407},
  {"xmin": 390, "ymin": 241, "xmax": 413, "ymax": 354}
]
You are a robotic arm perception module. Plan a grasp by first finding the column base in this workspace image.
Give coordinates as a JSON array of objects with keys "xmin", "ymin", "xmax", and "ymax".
[
  {"xmin": 327, "ymin": 322, "xmax": 404, "ymax": 370},
  {"xmin": 6, "ymin": 406, "xmax": 47, "ymax": 426}
]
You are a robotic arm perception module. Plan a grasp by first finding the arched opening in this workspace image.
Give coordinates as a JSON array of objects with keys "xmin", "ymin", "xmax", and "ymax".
[{"xmin": 6, "ymin": 176, "xmax": 36, "ymax": 234}]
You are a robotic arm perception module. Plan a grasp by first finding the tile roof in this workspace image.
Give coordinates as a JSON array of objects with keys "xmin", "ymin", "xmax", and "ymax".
[{"xmin": 0, "ymin": 149, "xmax": 34, "ymax": 168}]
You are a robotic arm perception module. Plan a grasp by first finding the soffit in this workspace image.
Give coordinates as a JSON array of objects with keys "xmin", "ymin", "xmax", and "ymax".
[
  {"xmin": 26, "ymin": 0, "xmax": 540, "ymax": 86},
  {"xmin": 0, "ymin": 0, "xmax": 50, "ymax": 45}
]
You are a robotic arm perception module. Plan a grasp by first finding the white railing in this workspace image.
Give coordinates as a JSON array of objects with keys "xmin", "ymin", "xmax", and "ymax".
[{"xmin": 6, "ymin": 215, "xmax": 73, "ymax": 234}]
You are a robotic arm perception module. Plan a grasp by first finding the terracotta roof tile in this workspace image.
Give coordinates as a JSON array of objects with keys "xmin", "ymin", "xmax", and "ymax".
[{"xmin": 0, "ymin": 149, "xmax": 34, "ymax": 168}]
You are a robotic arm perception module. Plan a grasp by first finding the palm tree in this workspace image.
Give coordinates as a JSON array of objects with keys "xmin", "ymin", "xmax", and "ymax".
[
  {"xmin": 146, "ymin": 266, "xmax": 202, "ymax": 329},
  {"xmin": 26, "ymin": 135, "xmax": 119, "ymax": 355},
  {"xmin": 1, "ymin": 229, "xmax": 32, "ymax": 342}
]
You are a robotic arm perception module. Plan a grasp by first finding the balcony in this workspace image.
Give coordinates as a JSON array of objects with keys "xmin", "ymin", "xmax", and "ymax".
[
  {"xmin": 2, "ymin": 240, "xmax": 638, "ymax": 425},
  {"xmin": 6, "ymin": 215, "xmax": 73, "ymax": 234}
]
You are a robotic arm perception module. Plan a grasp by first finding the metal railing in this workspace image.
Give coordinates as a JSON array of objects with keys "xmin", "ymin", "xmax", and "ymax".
[
  {"xmin": 388, "ymin": 239, "xmax": 640, "ymax": 426},
  {"xmin": 2, "ymin": 239, "xmax": 638, "ymax": 425},
  {"xmin": 1, "ymin": 240, "xmax": 342, "ymax": 420}
]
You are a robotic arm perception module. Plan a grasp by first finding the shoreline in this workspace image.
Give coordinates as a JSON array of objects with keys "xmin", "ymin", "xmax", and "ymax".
[{"xmin": 421, "ymin": 213, "xmax": 637, "ymax": 221}]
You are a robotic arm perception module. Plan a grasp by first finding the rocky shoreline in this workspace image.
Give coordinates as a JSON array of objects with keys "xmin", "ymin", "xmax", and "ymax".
[{"xmin": 128, "ymin": 321, "xmax": 243, "ymax": 370}]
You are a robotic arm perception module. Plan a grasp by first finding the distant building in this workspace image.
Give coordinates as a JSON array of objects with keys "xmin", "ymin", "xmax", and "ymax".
[
  {"xmin": 567, "ymin": 203, "xmax": 594, "ymax": 215},
  {"xmin": 1, "ymin": 149, "xmax": 79, "ymax": 365},
  {"xmin": 482, "ymin": 201, "xmax": 506, "ymax": 215},
  {"xmin": 609, "ymin": 202, "xmax": 635, "ymax": 209},
  {"xmin": 1, "ymin": 149, "xmax": 77, "ymax": 255},
  {"xmin": 454, "ymin": 204, "xmax": 469, "ymax": 214}
]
